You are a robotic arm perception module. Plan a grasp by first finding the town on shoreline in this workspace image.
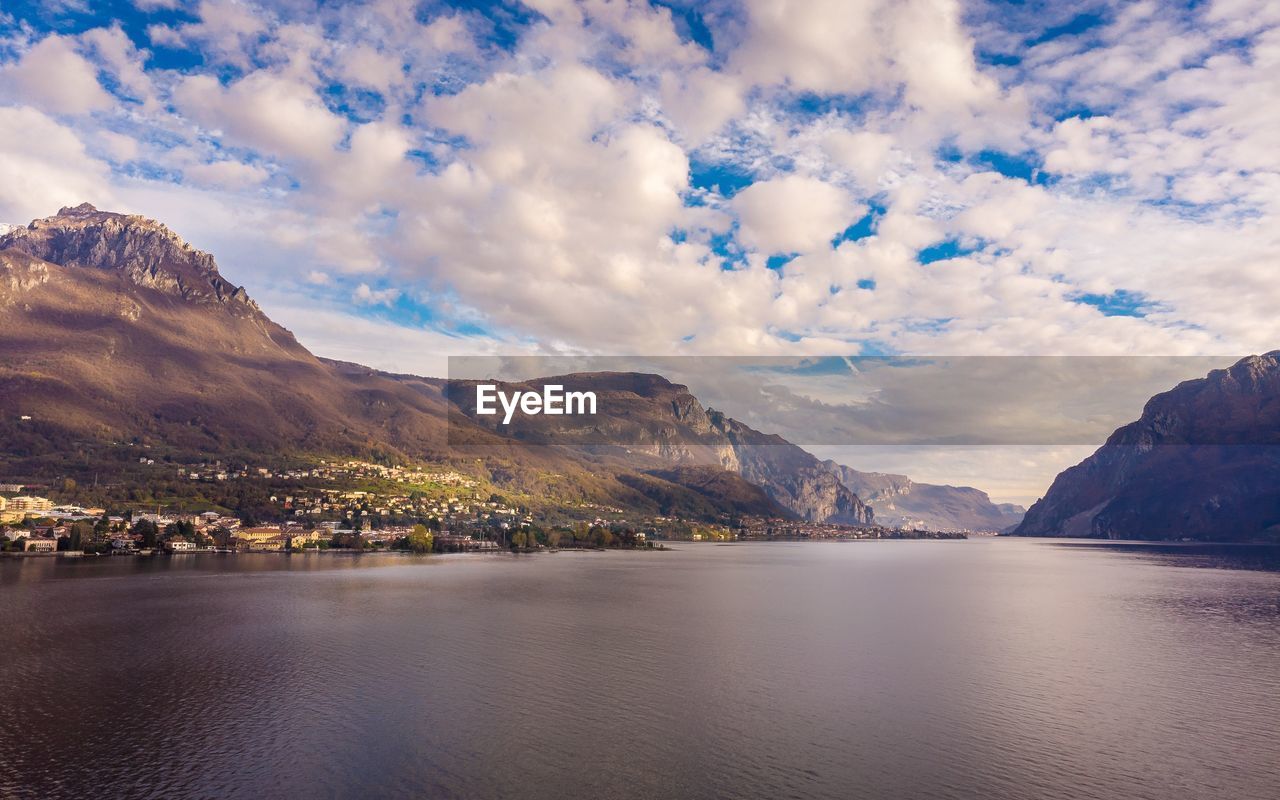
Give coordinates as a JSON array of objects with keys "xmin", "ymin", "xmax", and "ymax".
[{"xmin": 1, "ymin": 457, "xmax": 969, "ymax": 559}]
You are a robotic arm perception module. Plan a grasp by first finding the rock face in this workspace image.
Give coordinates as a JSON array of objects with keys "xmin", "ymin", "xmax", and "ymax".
[
  {"xmin": 1014, "ymin": 352, "xmax": 1280, "ymax": 541},
  {"xmin": 823, "ymin": 462, "xmax": 1024, "ymax": 531},
  {"xmin": 3, "ymin": 204, "xmax": 262, "ymax": 312},
  {"xmin": 449, "ymin": 374, "xmax": 873, "ymax": 524},
  {"xmin": 707, "ymin": 412, "xmax": 872, "ymax": 524}
]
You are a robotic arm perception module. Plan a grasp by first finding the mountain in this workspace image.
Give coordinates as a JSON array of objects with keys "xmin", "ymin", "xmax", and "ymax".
[
  {"xmin": 0, "ymin": 203, "xmax": 450, "ymax": 459},
  {"xmin": 1014, "ymin": 352, "xmax": 1280, "ymax": 542},
  {"xmin": 823, "ymin": 462, "xmax": 1024, "ymax": 531},
  {"xmin": 0, "ymin": 204, "xmax": 859, "ymax": 524},
  {"xmin": 447, "ymin": 373, "xmax": 872, "ymax": 524}
]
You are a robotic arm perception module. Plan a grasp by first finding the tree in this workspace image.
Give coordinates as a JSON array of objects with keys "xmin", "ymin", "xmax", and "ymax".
[
  {"xmin": 546, "ymin": 529, "xmax": 563, "ymax": 548},
  {"xmin": 68, "ymin": 521, "xmax": 93, "ymax": 551},
  {"xmin": 164, "ymin": 520, "xmax": 196, "ymax": 542},
  {"xmin": 210, "ymin": 525, "xmax": 234, "ymax": 549},
  {"xmin": 132, "ymin": 518, "xmax": 160, "ymax": 549},
  {"xmin": 511, "ymin": 531, "xmax": 527, "ymax": 550},
  {"xmin": 407, "ymin": 524, "xmax": 434, "ymax": 554}
]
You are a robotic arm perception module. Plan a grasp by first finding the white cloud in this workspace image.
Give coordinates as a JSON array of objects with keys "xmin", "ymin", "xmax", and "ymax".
[
  {"xmin": 173, "ymin": 72, "xmax": 346, "ymax": 163},
  {"xmin": 0, "ymin": 35, "xmax": 114, "ymax": 115},
  {"xmin": 730, "ymin": 0, "xmax": 1003, "ymax": 121},
  {"xmin": 733, "ymin": 175, "xmax": 860, "ymax": 254},
  {"xmin": 95, "ymin": 131, "xmax": 141, "ymax": 163},
  {"xmin": 147, "ymin": 0, "xmax": 269, "ymax": 68},
  {"xmin": 1, "ymin": 0, "xmax": 1277, "ymax": 386},
  {"xmin": 80, "ymin": 25, "xmax": 155, "ymax": 108},
  {"xmin": 184, "ymin": 159, "xmax": 270, "ymax": 189},
  {"xmin": 0, "ymin": 107, "xmax": 112, "ymax": 221},
  {"xmin": 352, "ymin": 283, "xmax": 400, "ymax": 306}
]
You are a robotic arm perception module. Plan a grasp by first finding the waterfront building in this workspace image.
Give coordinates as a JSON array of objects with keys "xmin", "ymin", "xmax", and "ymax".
[{"xmin": 24, "ymin": 537, "xmax": 58, "ymax": 553}]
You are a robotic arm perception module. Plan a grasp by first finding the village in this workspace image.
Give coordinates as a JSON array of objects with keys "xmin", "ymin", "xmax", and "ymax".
[{"xmin": 0, "ymin": 458, "xmax": 965, "ymax": 556}]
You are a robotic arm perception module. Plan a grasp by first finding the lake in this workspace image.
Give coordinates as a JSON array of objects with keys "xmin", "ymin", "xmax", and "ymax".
[{"xmin": 3, "ymin": 539, "xmax": 1279, "ymax": 799}]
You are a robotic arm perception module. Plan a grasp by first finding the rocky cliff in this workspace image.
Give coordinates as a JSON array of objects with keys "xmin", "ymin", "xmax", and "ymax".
[
  {"xmin": 823, "ymin": 462, "xmax": 1024, "ymax": 531},
  {"xmin": 1013, "ymin": 352, "xmax": 1280, "ymax": 541}
]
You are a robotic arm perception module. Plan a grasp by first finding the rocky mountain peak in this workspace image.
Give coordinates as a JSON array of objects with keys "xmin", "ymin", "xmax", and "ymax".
[
  {"xmin": 57, "ymin": 202, "xmax": 100, "ymax": 216},
  {"xmin": 1015, "ymin": 352, "xmax": 1280, "ymax": 541},
  {"xmin": 0, "ymin": 204, "xmax": 258, "ymax": 313}
]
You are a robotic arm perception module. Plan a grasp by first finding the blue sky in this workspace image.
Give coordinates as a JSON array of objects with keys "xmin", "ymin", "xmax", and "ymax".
[{"xmin": 1, "ymin": 0, "xmax": 1277, "ymax": 499}]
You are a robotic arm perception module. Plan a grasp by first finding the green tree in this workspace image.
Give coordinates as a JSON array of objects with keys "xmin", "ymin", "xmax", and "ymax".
[
  {"xmin": 407, "ymin": 524, "xmax": 434, "ymax": 554},
  {"xmin": 132, "ymin": 518, "xmax": 160, "ymax": 549},
  {"xmin": 164, "ymin": 519, "xmax": 196, "ymax": 542},
  {"xmin": 210, "ymin": 525, "xmax": 233, "ymax": 549},
  {"xmin": 68, "ymin": 521, "xmax": 92, "ymax": 551}
]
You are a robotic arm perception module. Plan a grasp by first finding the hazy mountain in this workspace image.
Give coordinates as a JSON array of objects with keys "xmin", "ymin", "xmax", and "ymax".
[
  {"xmin": 0, "ymin": 204, "xmax": 856, "ymax": 523},
  {"xmin": 1014, "ymin": 353, "xmax": 1280, "ymax": 541},
  {"xmin": 822, "ymin": 462, "xmax": 1024, "ymax": 532}
]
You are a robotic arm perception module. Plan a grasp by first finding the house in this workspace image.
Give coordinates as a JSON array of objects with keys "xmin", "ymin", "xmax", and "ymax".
[
  {"xmin": 165, "ymin": 540, "xmax": 197, "ymax": 552},
  {"xmin": 288, "ymin": 529, "xmax": 326, "ymax": 550},
  {"xmin": 247, "ymin": 536, "xmax": 287, "ymax": 552},
  {"xmin": 24, "ymin": 537, "xmax": 58, "ymax": 553},
  {"xmin": 234, "ymin": 527, "xmax": 287, "ymax": 551},
  {"xmin": 8, "ymin": 496, "xmax": 52, "ymax": 514}
]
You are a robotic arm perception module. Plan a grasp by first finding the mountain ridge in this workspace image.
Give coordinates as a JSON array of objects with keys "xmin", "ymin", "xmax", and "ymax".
[
  {"xmin": 822, "ymin": 461, "xmax": 1025, "ymax": 532},
  {"xmin": 1014, "ymin": 352, "xmax": 1280, "ymax": 541}
]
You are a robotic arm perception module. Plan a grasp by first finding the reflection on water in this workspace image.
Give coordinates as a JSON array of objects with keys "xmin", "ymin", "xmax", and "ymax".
[
  {"xmin": 2, "ymin": 540, "xmax": 1279, "ymax": 800},
  {"xmin": 1049, "ymin": 540, "xmax": 1280, "ymax": 572}
]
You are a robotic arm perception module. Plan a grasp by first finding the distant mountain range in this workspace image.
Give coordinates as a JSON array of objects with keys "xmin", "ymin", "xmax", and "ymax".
[
  {"xmin": 822, "ymin": 462, "xmax": 1025, "ymax": 532},
  {"xmin": 1015, "ymin": 352, "xmax": 1280, "ymax": 542},
  {"xmin": 0, "ymin": 204, "xmax": 1021, "ymax": 529}
]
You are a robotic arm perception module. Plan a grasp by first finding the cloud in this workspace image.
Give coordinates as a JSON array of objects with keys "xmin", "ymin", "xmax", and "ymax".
[
  {"xmin": 729, "ymin": 0, "xmax": 1002, "ymax": 120},
  {"xmin": 1, "ymin": 0, "xmax": 1278, "ymax": 370},
  {"xmin": 352, "ymin": 283, "xmax": 400, "ymax": 306},
  {"xmin": 184, "ymin": 159, "xmax": 270, "ymax": 189},
  {"xmin": 0, "ymin": 35, "xmax": 114, "ymax": 115},
  {"xmin": 173, "ymin": 72, "xmax": 346, "ymax": 164},
  {"xmin": 147, "ymin": 0, "xmax": 269, "ymax": 68},
  {"xmin": 0, "ymin": 107, "xmax": 112, "ymax": 221},
  {"xmin": 733, "ymin": 175, "xmax": 861, "ymax": 254},
  {"xmin": 80, "ymin": 25, "xmax": 155, "ymax": 108}
]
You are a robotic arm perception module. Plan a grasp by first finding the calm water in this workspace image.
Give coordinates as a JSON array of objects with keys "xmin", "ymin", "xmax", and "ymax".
[{"xmin": 3, "ymin": 539, "xmax": 1280, "ymax": 800}]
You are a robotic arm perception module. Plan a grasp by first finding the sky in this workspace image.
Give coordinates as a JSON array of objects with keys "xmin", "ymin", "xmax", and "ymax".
[{"xmin": 1, "ymin": 0, "xmax": 1278, "ymax": 503}]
